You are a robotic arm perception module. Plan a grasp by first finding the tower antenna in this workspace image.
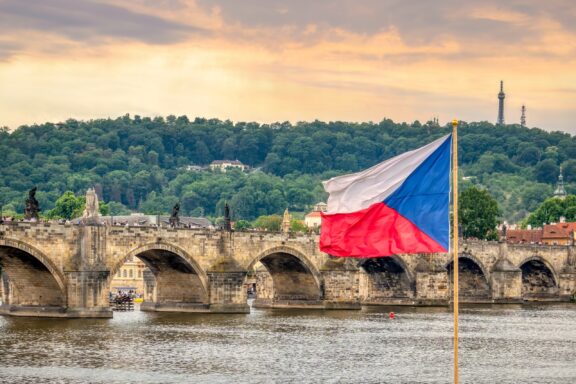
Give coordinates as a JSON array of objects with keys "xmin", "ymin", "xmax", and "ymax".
[
  {"xmin": 521, "ymin": 105, "xmax": 526, "ymax": 127},
  {"xmin": 497, "ymin": 81, "xmax": 505, "ymax": 125}
]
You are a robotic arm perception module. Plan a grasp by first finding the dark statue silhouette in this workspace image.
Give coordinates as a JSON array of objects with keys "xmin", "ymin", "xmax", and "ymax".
[
  {"xmin": 25, "ymin": 186, "xmax": 40, "ymax": 220},
  {"xmin": 169, "ymin": 202, "xmax": 180, "ymax": 227},
  {"xmin": 224, "ymin": 202, "xmax": 232, "ymax": 231}
]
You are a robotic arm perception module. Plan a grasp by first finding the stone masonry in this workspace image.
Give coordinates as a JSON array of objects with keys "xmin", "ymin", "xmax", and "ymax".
[{"xmin": 0, "ymin": 222, "xmax": 575, "ymax": 318}]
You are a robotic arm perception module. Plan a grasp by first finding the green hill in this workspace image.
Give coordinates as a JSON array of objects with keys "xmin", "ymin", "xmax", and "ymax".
[{"xmin": 1, "ymin": 116, "xmax": 573, "ymax": 221}]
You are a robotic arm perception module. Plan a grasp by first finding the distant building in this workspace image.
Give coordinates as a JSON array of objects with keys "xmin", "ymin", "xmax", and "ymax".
[
  {"xmin": 542, "ymin": 222, "xmax": 576, "ymax": 245},
  {"xmin": 209, "ymin": 160, "xmax": 247, "ymax": 172},
  {"xmin": 497, "ymin": 80, "xmax": 505, "ymax": 125},
  {"xmin": 313, "ymin": 202, "xmax": 327, "ymax": 212},
  {"xmin": 74, "ymin": 213, "xmax": 212, "ymax": 228},
  {"xmin": 185, "ymin": 165, "xmax": 204, "ymax": 172},
  {"xmin": 505, "ymin": 229, "xmax": 542, "ymax": 244},
  {"xmin": 111, "ymin": 256, "xmax": 147, "ymax": 295},
  {"xmin": 304, "ymin": 202, "xmax": 327, "ymax": 229},
  {"xmin": 504, "ymin": 222, "xmax": 576, "ymax": 245},
  {"xmin": 553, "ymin": 167, "xmax": 567, "ymax": 200}
]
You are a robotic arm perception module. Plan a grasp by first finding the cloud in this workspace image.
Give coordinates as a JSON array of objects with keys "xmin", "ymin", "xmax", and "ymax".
[
  {"xmin": 0, "ymin": 0, "xmax": 575, "ymax": 132},
  {"xmin": 196, "ymin": 0, "xmax": 530, "ymax": 42},
  {"xmin": 0, "ymin": 0, "xmax": 201, "ymax": 46}
]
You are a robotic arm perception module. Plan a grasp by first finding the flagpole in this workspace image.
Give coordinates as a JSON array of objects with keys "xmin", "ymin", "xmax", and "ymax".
[{"xmin": 452, "ymin": 119, "xmax": 459, "ymax": 384}]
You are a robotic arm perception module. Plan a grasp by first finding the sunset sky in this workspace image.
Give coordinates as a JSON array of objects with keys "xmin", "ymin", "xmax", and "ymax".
[{"xmin": 1, "ymin": 0, "xmax": 575, "ymax": 132}]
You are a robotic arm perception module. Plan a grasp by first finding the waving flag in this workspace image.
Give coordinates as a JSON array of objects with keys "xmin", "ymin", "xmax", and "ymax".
[{"xmin": 320, "ymin": 134, "xmax": 452, "ymax": 257}]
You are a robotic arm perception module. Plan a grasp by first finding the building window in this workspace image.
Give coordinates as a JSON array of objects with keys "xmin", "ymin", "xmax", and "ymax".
[
  {"xmin": 138, "ymin": 270, "xmax": 142, "ymax": 278},
  {"xmin": 129, "ymin": 269, "xmax": 133, "ymax": 278},
  {"xmin": 123, "ymin": 269, "xmax": 127, "ymax": 278}
]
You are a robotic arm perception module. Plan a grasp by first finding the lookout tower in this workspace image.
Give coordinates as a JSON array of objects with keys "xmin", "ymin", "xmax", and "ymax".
[
  {"xmin": 521, "ymin": 105, "xmax": 526, "ymax": 127},
  {"xmin": 497, "ymin": 81, "xmax": 505, "ymax": 125}
]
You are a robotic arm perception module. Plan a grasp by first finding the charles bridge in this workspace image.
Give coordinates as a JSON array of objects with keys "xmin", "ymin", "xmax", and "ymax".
[{"xmin": 0, "ymin": 221, "xmax": 575, "ymax": 318}]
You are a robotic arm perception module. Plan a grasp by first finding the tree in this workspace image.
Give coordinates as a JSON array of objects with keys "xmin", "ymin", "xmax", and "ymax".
[
  {"xmin": 234, "ymin": 220, "xmax": 252, "ymax": 231},
  {"xmin": 459, "ymin": 186, "xmax": 500, "ymax": 240},
  {"xmin": 48, "ymin": 191, "xmax": 84, "ymax": 220},
  {"xmin": 290, "ymin": 219, "xmax": 307, "ymax": 233},
  {"xmin": 47, "ymin": 191, "xmax": 109, "ymax": 219},
  {"xmin": 107, "ymin": 201, "xmax": 131, "ymax": 216},
  {"xmin": 534, "ymin": 159, "xmax": 559, "ymax": 184},
  {"xmin": 253, "ymin": 215, "xmax": 282, "ymax": 231},
  {"xmin": 525, "ymin": 196, "xmax": 576, "ymax": 227}
]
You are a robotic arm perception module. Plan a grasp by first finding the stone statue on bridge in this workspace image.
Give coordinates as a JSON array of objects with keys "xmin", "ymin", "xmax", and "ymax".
[
  {"xmin": 282, "ymin": 208, "xmax": 291, "ymax": 233},
  {"xmin": 82, "ymin": 188, "xmax": 100, "ymax": 224},
  {"xmin": 224, "ymin": 202, "xmax": 232, "ymax": 231},
  {"xmin": 169, "ymin": 202, "xmax": 180, "ymax": 227},
  {"xmin": 24, "ymin": 186, "xmax": 40, "ymax": 220}
]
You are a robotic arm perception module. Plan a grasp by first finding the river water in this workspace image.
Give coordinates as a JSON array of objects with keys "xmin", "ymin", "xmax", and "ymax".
[{"xmin": 0, "ymin": 303, "xmax": 575, "ymax": 384}]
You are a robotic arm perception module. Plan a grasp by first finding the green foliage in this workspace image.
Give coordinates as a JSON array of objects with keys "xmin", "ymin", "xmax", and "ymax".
[
  {"xmin": 525, "ymin": 196, "xmax": 576, "ymax": 227},
  {"xmin": 234, "ymin": 220, "xmax": 252, "ymax": 231},
  {"xmin": 460, "ymin": 186, "xmax": 500, "ymax": 240},
  {"xmin": 46, "ymin": 191, "xmax": 108, "ymax": 220},
  {"xmin": 47, "ymin": 191, "xmax": 84, "ymax": 220},
  {"xmin": 1, "ymin": 116, "xmax": 575, "ymax": 223},
  {"xmin": 106, "ymin": 201, "xmax": 132, "ymax": 216},
  {"xmin": 253, "ymin": 215, "xmax": 282, "ymax": 232},
  {"xmin": 290, "ymin": 219, "xmax": 308, "ymax": 233},
  {"xmin": 1, "ymin": 203, "xmax": 19, "ymax": 218}
]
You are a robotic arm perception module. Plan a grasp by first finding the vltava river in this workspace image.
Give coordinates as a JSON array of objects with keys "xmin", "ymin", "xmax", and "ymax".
[{"xmin": 0, "ymin": 303, "xmax": 575, "ymax": 383}]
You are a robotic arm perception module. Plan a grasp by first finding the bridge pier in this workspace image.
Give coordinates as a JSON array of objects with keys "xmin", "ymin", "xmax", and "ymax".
[
  {"xmin": 559, "ymin": 247, "xmax": 576, "ymax": 300},
  {"xmin": 414, "ymin": 260, "xmax": 449, "ymax": 306},
  {"xmin": 559, "ymin": 267, "xmax": 576, "ymax": 301},
  {"xmin": 207, "ymin": 271, "xmax": 250, "ymax": 313},
  {"xmin": 491, "ymin": 258, "xmax": 523, "ymax": 303},
  {"xmin": 65, "ymin": 271, "xmax": 113, "ymax": 318}
]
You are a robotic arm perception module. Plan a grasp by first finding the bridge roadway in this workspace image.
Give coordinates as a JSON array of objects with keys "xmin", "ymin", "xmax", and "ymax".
[{"xmin": 0, "ymin": 222, "xmax": 575, "ymax": 318}]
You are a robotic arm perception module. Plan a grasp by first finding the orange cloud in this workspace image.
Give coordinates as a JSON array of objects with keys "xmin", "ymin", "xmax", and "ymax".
[{"xmin": 0, "ymin": 1, "xmax": 575, "ymax": 132}]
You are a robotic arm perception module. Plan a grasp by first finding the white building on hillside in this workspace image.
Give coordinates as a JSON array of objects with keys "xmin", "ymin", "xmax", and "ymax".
[
  {"xmin": 304, "ymin": 202, "xmax": 327, "ymax": 229},
  {"xmin": 209, "ymin": 160, "xmax": 247, "ymax": 172}
]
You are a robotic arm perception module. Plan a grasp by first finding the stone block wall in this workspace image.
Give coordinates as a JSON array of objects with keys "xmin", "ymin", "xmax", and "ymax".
[
  {"xmin": 491, "ymin": 271, "xmax": 522, "ymax": 302},
  {"xmin": 207, "ymin": 271, "xmax": 248, "ymax": 312},
  {"xmin": 322, "ymin": 270, "xmax": 359, "ymax": 302},
  {"xmin": 415, "ymin": 271, "xmax": 449, "ymax": 303},
  {"xmin": 254, "ymin": 269, "xmax": 273, "ymax": 302}
]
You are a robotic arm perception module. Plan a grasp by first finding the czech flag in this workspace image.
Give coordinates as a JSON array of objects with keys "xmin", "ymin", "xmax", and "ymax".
[{"xmin": 320, "ymin": 134, "xmax": 452, "ymax": 257}]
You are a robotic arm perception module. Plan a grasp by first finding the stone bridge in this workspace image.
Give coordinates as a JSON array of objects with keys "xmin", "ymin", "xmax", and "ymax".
[{"xmin": 0, "ymin": 222, "xmax": 575, "ymax": 318}]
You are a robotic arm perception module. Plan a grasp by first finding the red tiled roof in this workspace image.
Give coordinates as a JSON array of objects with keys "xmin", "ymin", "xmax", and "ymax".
[
  {"xmin": 305, "ymin": 211, "xmax": 322, "ymax": 218},
  {"xmin": 542, "ymin": 222, "xmax": 576, "ymax": 239},
  {"xmin": 506, "ymin": 229, "xmax": 542, "ymax": 244}
]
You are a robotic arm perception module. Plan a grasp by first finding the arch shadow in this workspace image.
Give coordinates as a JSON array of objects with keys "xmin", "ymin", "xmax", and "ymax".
[
  {"xmin": 518, "ymin": 256, "xmax": 559, "ymax": 286},
  {"xmin": 358, "ymin": 255, "xmax": 415, "ymax": 302},
  {"xmin": 518, "ymin": 256, "xmax": 559, "ymax": 299},
  {"xmin": 446, "ymin": 254, "xmax": 491, "ymax": 301},
  {"xmin": 0, "ymin": 238, "xmax": 67, "ymax": 307},
  {"xmin": 110, "ymin": 242, "xmax": 210, "ymax": 305},
  {"xmin": 248, "ymin": 246, "xmax": 324, "ymax": 305},
  {"xmin": 0, "ymin": 239, "xmax": 66, "ymax": 291}
]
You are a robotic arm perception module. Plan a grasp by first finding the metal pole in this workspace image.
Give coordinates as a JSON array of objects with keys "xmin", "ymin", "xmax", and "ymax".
[{"xmin": 452, "ymin": 119, "xmax": 459, "ymax": 384}]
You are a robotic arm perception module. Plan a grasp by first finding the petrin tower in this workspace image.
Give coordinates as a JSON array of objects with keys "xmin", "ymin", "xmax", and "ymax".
[{"xmin": 497, "ymin": 80, "xmax": 505, "ymax": 125}]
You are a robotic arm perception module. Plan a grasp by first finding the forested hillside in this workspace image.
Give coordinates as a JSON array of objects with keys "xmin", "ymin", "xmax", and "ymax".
[{"xmin": 1, "ymin": 115, "xmax": 574, "ymax": 222}]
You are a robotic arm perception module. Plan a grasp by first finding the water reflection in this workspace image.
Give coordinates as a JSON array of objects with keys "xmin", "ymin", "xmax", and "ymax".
[{"xmin": 0, "ymin": 304, "xmax": 575, "ymax": 383}]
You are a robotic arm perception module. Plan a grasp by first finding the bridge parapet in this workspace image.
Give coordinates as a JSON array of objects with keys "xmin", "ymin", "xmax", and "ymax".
[{"xmin": 1, "ymin": 222, "xmax": 576, "ymax": 318}]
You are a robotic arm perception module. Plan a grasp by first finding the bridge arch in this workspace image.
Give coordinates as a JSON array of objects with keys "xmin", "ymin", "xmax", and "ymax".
[
  {"xmin": 110, "ymin": 242, "xmax": 209, "ymax": 305},
  {"xmin": 358, "ymin": 255, "xmax": 415, "ymax": 303},
  {"xmin": 0, "ymin": 238, "xmax": 66, "ymax": 307},
  {"xmin": 446, "ymin": 253, "xmax": 491, "ymax": 301},
  {"xmin": 518, "ymin": 256, "xmax": 559, "ymax": 299},
  {"xmin": 248, "ymin": 246, "xmax": 324, "ymax": 306}
]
